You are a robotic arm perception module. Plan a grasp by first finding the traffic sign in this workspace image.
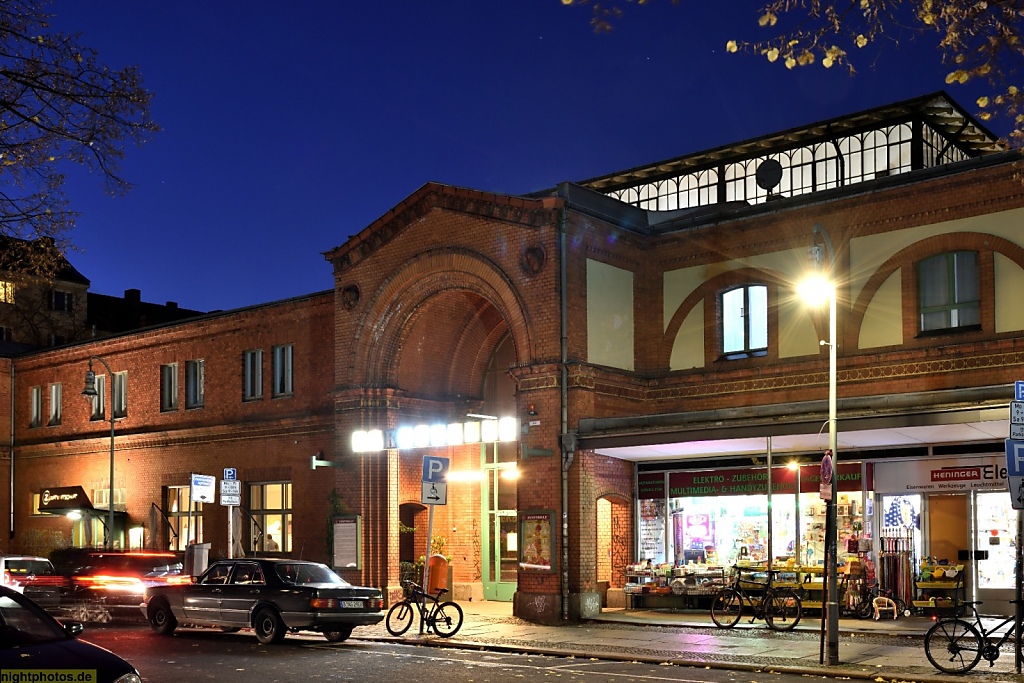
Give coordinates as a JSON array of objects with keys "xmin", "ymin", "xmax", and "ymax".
[
  {"xmin": 1013, "ymin": 424, "xmax": 1024, "ymax": 440},
  {"xmin": 421, "ymin": 481, "xmax": 448, "ymax": 505},
  {"xmin": 1016, "ymin": 381, "xmax": 1024, "ymax": 402},
  {"xmin": 220, "ymin": 494, "xmax": 241, "ymax": 506},
  {"xmin": 223, "ymin": 468, "xmax": 237, "ymax": 481},
  {"xmin": 1006, "ymin": 439, "xmax": 1024, "ymax": 477},
  {"xmin": 1012, "ymin": 401, "xmax": 1024, "ymax": 425},
  {"xmin": 220, "ymin": 480, "xmax": 241, "ymax": 496},
  {"xmin": 191, "ymin": 473, "xmax": 216, "ymax": 503},
  {"xmin": 422, "ymin": 456, "xmax": 450, "ymax": 483},
  {"xmin": 819, "ymin": 451, "xmax": 834, "ymax": 501}
]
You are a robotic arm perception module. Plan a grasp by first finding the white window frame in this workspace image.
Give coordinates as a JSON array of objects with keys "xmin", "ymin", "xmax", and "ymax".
[
  {"xmin": 243, "ymin": 349, "xmax": 263, "ymax": 401},
  {"xmin": 29, "ymin": 386, "xmax": 42, "ymax": 428},
  {"xmin": 186, "ymin": 359, "xmax": 205, "ymax": 409},
  {"xmin": 720, "ymin": 284, "xmax": 768, "ymax": 359},
  {"xmin": 112, "ymin": 371, "xmax": 128, "ymax": 419},
  {"xmin": 47, "ymin": 383, "xmax": 62, "ymax": 426},
  {"xmin": 160, "ymin": 363, "xmax": 178, "ymax": 412},
  {"xmin": 90, "ymin": 374, "xmax": 106, "ymax": 421},
  {"xmin": 918, "ymin": 251, "xmax": 981, "ymax": 332},
  {"xmin": 272, "ymin": 344, "xmax": 293, "ymax": 397}
]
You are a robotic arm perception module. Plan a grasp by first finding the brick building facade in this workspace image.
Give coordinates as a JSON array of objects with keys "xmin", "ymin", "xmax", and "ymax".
[{"xmin": 2, "ymin": 92, "xmax": 1023, "ymax": 623}]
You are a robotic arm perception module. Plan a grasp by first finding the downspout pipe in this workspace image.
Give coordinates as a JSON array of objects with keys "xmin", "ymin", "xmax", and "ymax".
[
  {"xmin": 557, "ymin": 196, "xmax": 574, "ymax": 622},
  {"xmin": 9, "ymin": 363, "xmax": 14, "ymax": 542}
]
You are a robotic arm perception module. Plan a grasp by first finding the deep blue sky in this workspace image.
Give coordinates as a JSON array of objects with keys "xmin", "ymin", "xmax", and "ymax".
[{"xmin": 49, "ymin": 2, "xmax": 998, "ymax": 313}]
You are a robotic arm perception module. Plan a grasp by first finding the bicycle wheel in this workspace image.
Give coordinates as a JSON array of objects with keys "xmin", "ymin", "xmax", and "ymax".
[
  {"xmin": 710, "ymin": 588, "xmax": 743, "ymax": 628},
  {"xmin": 924, "ymin": 618, "xmax": 983, "ymax": 674},
  {"xmin": 764, "ymin": 588, "xmax": 802, "ymax": 631},
  {"xmin": 385, "ymin": 600, "xmax": 415, "ymax": 636},
  {"xmin": 855, "ymin": 594, "xmax": 874, "ymax": 619},
  {"xmin": 431, "ymin": 600, "xmax": 464, "ymax": 637}
]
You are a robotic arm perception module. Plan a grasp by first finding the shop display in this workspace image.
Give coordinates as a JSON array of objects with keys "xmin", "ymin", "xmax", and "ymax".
[{"xmin": 913, "ymin": 559, "xmax": 965, "ymax": 616}]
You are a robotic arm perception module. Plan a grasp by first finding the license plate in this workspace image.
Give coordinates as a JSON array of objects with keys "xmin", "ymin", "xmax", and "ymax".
[{"xmin": 340, "ymin": 600, "xmax": 363, "ymax": 608}]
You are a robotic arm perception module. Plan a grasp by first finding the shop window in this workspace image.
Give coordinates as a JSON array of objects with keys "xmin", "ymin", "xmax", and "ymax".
[
  {"xmin": 166, "ymin": 485, "xmax": 202, "ymax": 551},
  {"xmin": 720, "ymin": 284, "xmax": 767, "ymax": 359},
  {"xmin": 918, "ymin": 251, "xmax": 980, "ymax": 333},
  {"xmin": 160, "ymin": 363, "xmax": 178, "ymax": 412},
  {"xmin": 89, "ymin": 374, "xmax": 106, "ymax": 421},
  {"xmin": 112, "ymin": 372, "xmax": 127, "ymax": 418},
  {"xmin": 47, "ymin": 383, "xmax": 61, "ymax": 426},
  {"xmin": 249, "ymin": 481, "xmax": 292, "ymax": 554},
  {"xmin": 243, "ymin": 349, "xmax": 262, "ymax": 401},
  {"xmin": 29, "ymin": 386, "xmax": 42, "ymax": 428},
  {"xmin": 186, "ymin": 359, "xmax": 204, "ymax": 408},
  {"xmin": 272, "ymin": 344, "xmax": 293, "ymax": 397}
]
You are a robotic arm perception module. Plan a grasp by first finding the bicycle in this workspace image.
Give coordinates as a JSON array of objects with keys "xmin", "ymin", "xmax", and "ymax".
[
  {"xmin": 849, "ymin": 582, "xmax": 910, "ymax": 620},
  {"xmin": 924, "ymin": 601, "xmax": 1022, "ymax": 673},
  {"xmin": 385, "ymin": 581, "xmax": 464, "ymax": 638},
  {"xmin": 710, "ymin": 565, "xmax": 802, "ymax": 631}
]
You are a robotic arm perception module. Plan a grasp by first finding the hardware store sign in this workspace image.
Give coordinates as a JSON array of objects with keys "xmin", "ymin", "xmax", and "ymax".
[{"xmin": 873, "ymin": 456, "xmax": 1006, "ymax": 495}]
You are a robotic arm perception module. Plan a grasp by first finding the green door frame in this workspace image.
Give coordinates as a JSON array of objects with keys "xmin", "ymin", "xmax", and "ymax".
[{"xmin": 481, "ymin": 442, "xmax": 517, "ymax": 601}]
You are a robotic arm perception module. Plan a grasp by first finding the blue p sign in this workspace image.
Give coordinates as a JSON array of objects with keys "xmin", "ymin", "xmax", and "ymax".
[
  {"xmin": 422, "ymin": 456, "xmax": 450, "ymax": 482},
  {"xmin": 1006, "ymin": 439, "xmax": 1024, "ymax": 477}
]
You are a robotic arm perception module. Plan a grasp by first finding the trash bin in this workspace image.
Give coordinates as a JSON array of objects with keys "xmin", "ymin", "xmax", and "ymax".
[{"xmin": 426, "ymin": 554, "xmax": 449, "ymax": 595}]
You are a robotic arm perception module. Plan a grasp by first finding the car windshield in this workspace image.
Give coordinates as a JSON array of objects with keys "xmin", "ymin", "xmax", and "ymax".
[
  {"xmin": 0, "ymin": 594, "xmax": 66, "ymax": 647},
  {"xmin": 275, "ymin": 563, "xmax": 350, "ymax": 586}
]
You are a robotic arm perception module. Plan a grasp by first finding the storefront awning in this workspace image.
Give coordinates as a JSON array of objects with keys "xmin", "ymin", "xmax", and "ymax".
[{"xmin": 39, "ymin": 486, "xmax": 94, "ymax": 512}]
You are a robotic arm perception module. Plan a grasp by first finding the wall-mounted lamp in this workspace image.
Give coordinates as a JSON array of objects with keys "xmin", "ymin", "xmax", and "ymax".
[{"xmin": 527, "ymin": 403, "xmax": 538, "ymax": 416}]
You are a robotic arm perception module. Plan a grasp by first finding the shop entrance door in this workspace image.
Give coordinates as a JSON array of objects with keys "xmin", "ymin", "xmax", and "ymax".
[
  {"xmin": 973, "ymin": 490, "xmax": 1016, "ymax": 613},
  {"xmin": 481, "ymin": 442, "xmax": 517, "ymax": 601}
]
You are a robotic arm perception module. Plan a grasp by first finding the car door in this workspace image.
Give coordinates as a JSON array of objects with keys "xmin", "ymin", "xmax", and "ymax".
[
  {"xmin": 218, "ymin": 562, "xmax": 265, "ymax": 626},
  {"xmin": 183, "ymin": 562, "xmax": 232, "ymax": 623}
]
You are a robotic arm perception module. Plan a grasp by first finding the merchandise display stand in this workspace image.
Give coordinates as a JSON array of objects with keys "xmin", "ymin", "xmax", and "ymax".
[
  {"xmin": 913, "ymin": 564, "xmax": 965, "ymax": 617},
  {"xmin": 878, "ymin": 529, "xmax": 915, "ymax": 609}
]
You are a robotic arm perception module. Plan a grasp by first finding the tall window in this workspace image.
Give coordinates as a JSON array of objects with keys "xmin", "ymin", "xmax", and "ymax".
[
  {"xmin": 721, "ymin": 284, "xmax": 768, "ymax": 358},
  {"xmin": 47, "ymin": 383, "xmax": 61, "ymax": 426},
  {"xmin": 51, "ymin": 290, "xmax": 74, "ymax": 313},
  {"xmin": 112, "ymin": 371, "xmax": 128, "ymax": 418},
  {"xmin": 272, "ymin": 344, "xmax": 293, "ymax": 397},
  {"xmin": 89, "ymin": 374, "xmax": 106, "ymax": 420},
  {"xmin": 243, "ymin": 349, "xmax": 262, "ymax": 401},
  {"xmin": 29, "ymin": 386, "xmax": 42, "ymax": 428},
  {"xmin": 249, "ymin": 481, "xmax": 292, "ymax": 554},
  {"xmin": 186, "ymin": 359, "xmax": 205, "ymax": 408},
  {"xmin": 0, "ymin": 280, "xmax": 14, "ymax": 304},
  {"xmin": 166, "ymin": 486, "xmax": 202, "ymax": 551},
  {"xmin": 918, "ymin": 251, "xmax": 980, "ymax": 332},
  {"xmin": 160, "ymin": 363, "xmax": 178, "ymax": 412}
]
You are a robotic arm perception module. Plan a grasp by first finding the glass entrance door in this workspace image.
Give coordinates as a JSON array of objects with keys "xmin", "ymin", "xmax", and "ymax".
[
  {"xmin": 973, "ymin": 490, "xmax": 1016, "ymax": 614},
  {"xmin": 481, "ymin": 442, "xmax": 517, "ymax": 601}
]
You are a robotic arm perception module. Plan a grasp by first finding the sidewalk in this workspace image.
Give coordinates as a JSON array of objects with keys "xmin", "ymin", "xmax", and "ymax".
[{"xmin": 358, "ymin": 600, "xmax": 1024, "ymax": 683}]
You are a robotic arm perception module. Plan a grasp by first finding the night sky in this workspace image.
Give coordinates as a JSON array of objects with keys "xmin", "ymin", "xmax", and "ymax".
[{"xmin": 47, "ymin": 2, "xmax": 998, "ymax": 313}]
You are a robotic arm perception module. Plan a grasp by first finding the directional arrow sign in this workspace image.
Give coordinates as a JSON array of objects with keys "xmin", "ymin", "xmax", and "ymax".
[{"xmin": 421, "ymin": 481, "xmax": 447, "ymax": 506}]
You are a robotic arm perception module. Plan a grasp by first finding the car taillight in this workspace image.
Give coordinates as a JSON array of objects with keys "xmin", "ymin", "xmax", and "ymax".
[
  {"xmin": 2, "ymin": 570, "xmax": 15, "ymax": 587},
  {"xmin": 368, "ymin": 598, "xmax": 383, "ymax": 609},
  {"xmin": 310, "ymin": 598, "xmax": 338, "ymax": 608},
  {"xmin": 75, "ymin": 575, "xmax": 145, "ymax": 592}
]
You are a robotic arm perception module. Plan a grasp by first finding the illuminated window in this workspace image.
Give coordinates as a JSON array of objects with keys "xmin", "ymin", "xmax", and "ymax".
[
  {"xmin": 166, "ymin": 485, "xmax": 202, "ymax": 551},
  {"xmin": 47, "ymin": 383, "xmax": 61, "ymax": 426},
  {"xmin": 0, "ymin": 281, "xmax": 15, "ymax": 304},
  {"xmin": 249, "ymin": 481, "xmax": 292, "ymax": 554}
]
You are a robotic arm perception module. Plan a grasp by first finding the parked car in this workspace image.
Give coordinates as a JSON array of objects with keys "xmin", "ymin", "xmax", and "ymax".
[
  {"xmin": 0, "ymin": 554, "xmax": 62, "ymax": 608},
  {"xmin": 0, "ymin": 584, "xmax": 142, "ymax": 683},
  {"xmin": 142, "ymin": 558, "xmax": 384, "ymax": 644},
  {"xmin": 52, "ymin": 550, "xmax": 184, "ymax": 620}
]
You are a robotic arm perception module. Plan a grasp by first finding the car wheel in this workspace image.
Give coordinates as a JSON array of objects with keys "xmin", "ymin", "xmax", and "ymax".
[
  {"xmin": 324, "ymin": 625, "xmax": 353, "ymax": 642},
  {"xmin": 149, "ymin": 599, "xmax": 178, "ymax": 635},
  {"xmin": 253, "ymin": 607, "xmax": 286, "ymax": 644}
]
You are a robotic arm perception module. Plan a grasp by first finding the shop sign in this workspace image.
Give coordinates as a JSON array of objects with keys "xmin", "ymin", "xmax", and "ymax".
[
  {"xmin": 666, "ymin": 463, "xmax": 864, "ymax": 498},
  {"xmin": 39, "ymin": 485, "xmax": 93, "ymax": 511},
  {"xmin": 873, "ymin": 456, "xmax": 1007, "ymax": 495},
  {"xmin": 637, "ymin": 472, "xmax": 666, "ymax": 500}
]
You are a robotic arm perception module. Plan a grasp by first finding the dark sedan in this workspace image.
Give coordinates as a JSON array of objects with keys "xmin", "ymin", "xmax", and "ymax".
[
  {"xmin": 142, "ymin": 558, "xmax": 384, "ymax": 644},
  {"xmin": 0, "ymin": 585, "xmax": 142, "ymax": 683}
]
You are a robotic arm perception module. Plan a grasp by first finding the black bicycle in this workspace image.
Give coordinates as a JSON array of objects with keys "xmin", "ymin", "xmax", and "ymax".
[
  {"xmin": 711, "ymin": 565, "xmax": 802, "ymax": 631},
  {"xmin": 924, "ymin": 601, "xmax": 1022, "ymax": 673},
  {"xmin": 385, "ymin": 581, "xmax": 464, "ymax": 638}
]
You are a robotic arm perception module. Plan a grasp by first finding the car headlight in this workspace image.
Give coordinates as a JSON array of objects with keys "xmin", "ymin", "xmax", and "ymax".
[{"xmin": 114, "ymin": 674, "xmax": 143, "ymax": 683}]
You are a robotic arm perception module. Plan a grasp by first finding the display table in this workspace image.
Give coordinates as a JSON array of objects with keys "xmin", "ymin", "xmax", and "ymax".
[{"xmin": 624, "ymin": 565, "xmax": 728, "ymax": 610}]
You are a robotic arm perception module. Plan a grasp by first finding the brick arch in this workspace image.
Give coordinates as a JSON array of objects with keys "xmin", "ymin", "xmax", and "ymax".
[
  {"xmin": 660, "ymin": 267, "xmax": 789, "ymax": 369},
  {"xmin": 848, "ymin": 232, "xmax": 1024, "ymax": 345},
  {"xmin": 350, "ymin": 247, "xmax": 533, "ymax": 391}
]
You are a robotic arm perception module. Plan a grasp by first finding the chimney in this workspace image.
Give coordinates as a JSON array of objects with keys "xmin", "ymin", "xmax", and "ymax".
[
  {"xmin": 166, "ymin": 301, "xmax": 178, "ymax": 310},
  {"xmin": 124, "ymin": 289, "xmax": 141, "ymax": 303}
]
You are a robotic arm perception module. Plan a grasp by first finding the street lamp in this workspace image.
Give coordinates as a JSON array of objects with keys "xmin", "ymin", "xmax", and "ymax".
[
  {"xmin": 799, "ymin": 223, "xmax": 839, "ymax": 665},
  {"xmin": 82, "ymin": 356, "xmax": 116, "ymax": 551}
]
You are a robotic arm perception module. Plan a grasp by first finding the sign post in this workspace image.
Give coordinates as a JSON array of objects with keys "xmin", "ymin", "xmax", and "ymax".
[
  {"xmin": 221, "ymin": 468, "xmax": 240, "ymax": 559},
  {"xmin": 420, "ymin": 456, "xmax": 449, "ymax": 634},
  {"xmin": 1009, "ymin": 386, "xmax": 1024, "ymax": 673}
]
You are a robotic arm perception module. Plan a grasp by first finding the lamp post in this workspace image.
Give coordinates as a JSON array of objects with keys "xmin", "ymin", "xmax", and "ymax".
[
  {"xmin": 82, "ymin": 356, "xmax": 116, "ymax": 551},
  {"xmin": 802, "ymin": 224, "xmax": 839, "ymax": 665}
]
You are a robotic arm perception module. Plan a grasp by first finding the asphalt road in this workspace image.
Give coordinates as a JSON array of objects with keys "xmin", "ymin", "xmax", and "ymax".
[{"xmin": 73, "ymin": 622, "xmax": 849, "ymax": 683}]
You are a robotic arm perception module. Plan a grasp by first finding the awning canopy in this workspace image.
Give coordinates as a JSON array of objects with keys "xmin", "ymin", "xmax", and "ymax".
[{"xmin": 39, "ymin": 486, "xmax": 94, "ymax": 512}]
